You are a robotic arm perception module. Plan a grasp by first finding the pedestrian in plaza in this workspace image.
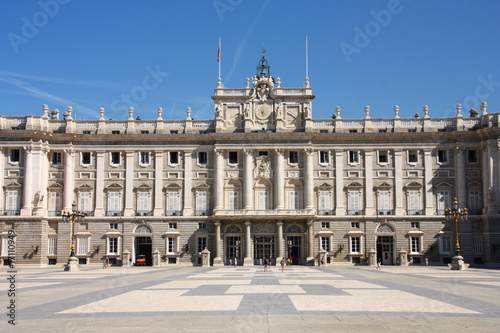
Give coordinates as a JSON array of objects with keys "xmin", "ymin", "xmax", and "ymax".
[
  {"xmin": 229, "ymin": 258, "xmax": 232, "ymax": 266},
  {"xmin": 259, "ymin": 258, "xmax": 263, "ymax": 266},
  {"xmin": 264, "ymin": 257, "xmax": 268, "ymax": 272},
  {"xmin": 321, "ymin": 257, "xmax": 324, "ymax": 266},
  {"xmin": 290, "ymin": 256, "xmax": 293, "ymax": 265},
  {"xmin": 280, "ymin": 257, "xmax": 285, "ymax": 272},
  {"xmin": 377, "ymin": 259, "xmax": 382, "ymax": 270},
  {"xmin": 425, "ymin": 257, "xmax": 429, "ymax": 267},
  {"xmin": 234, "ymin": 257, "xmax": 237, "ymax": 267}
]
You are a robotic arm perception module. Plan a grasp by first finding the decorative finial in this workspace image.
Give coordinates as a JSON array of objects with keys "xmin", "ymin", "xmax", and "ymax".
[
  {"xmin": 456, "ymin": 103, "xmax": 462, "ymax": 117},
  {"xmin": 414, "ymin": 113, "xmax": 420, "ymax": 118},
  {"xmin": 186, "ymin": 107, "xmax": 192, "ymax": 120},
  {"xmin": 99, "ymin": 107, "xmax": 105, "ymax": 120},
  {"xmin": 128, "ymin": 107, "xmax": 134, "ymax": 120},
  {"xmin": 364, "ymin": 105, "xmax": 370, "ymax": 119},
  {"xmin": 157, "ymin": 107, "xmax": 163, "ymax": 120},
  {"xmin": 481, "ymin": 101, "xmax": 487, "ymax": 115},
  {"xmin": 217, "ymin": 78, "xmax": 222, "ymax": 88},
  {"xmin": 423, "ymin": 105, "xmax": 429, "ymax": 119},
  {"xmin": 51, "ymin": 109, "xmax": 59, "ymax": 120},
  {"xmin": 42, "ymin": 104, "xmax": 49, "ymax": 118},
  {"xmin": 245, "ymin": 78, "xmax": 250, "ymax": 88},
  {"xmin": 335, "ymin": 106, "xmax": 341, "ymax": 119},
  {"xmin": 304, "ymin": 77, "xmax": 310, "ymax": 88},
  {"xmin": 276, "ymin": 77, "xmax": 281, "ymax": 88},
  {"xmin": 66, "ymin": 106, "xmax": 73, "ymax": 120},
  {"xmin": 394, "ymin": 105, "xmax": 400, "ymax": 119}
]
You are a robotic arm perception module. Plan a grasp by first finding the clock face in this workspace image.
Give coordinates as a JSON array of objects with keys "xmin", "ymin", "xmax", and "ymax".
[{"xmin": 256, "ymin": 104, "xmax": 272, "ymax": 120}]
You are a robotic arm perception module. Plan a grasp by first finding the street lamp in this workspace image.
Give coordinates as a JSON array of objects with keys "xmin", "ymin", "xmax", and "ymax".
[
  {"xmin": 445, "ymin": 197, "xmax": 469, "ymax": 270},
  {"xmin": 62, "ymin": 201, "xmax": 85, "ymax": 271}
]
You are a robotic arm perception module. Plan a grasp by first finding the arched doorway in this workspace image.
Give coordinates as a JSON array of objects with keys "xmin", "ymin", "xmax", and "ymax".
[
  {"xmin": 133, "ymin": 224, "xmax": 153, "ymax": 266},
  {"xmin": 253, "ymin": 223, "xmax": 276, "ymax": 265},
  {"xmin": 286, "ymin": 224, "xmax": 303, "ymax": 265},
  {"xmin": 225, "ymin": 225, "xmax": 242, "ymax": 266},
  {"xmin": 376, "ymin": 223, "xmax": 396, "ymax": 265}
]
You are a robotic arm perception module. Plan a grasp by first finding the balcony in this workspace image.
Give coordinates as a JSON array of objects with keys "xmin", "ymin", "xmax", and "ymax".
[
  {"xmin": 165, "ymin": 210, "xmax": 182, "ymax": 216},
  {"xmin": 0, "ymin": 210, "xmax": 20, "ymax": 216},
  {"xmin": 135, "ymin": 210, "xmax": 153, "ymax": 217},
  {"xmin": 318, "ymin": 210, "xmax": 336, "ymax": 216},
  {"xmin": 83, "ymin": 211, "xmax": 94, "ymax": 217},
  {"xmin": 214, "ymin": 209, "xmax": 315, "ymax": 219},
  {"xmin": 377, "ymin": 209, "xmax": 394, "ymax": 216},
  {"xmin": 407, "ymin": 209, "xmax": 424, "ymax": 216},
  {"xmin": 347, "ymin": 209, "xmax": 364, "ymax": 216},
  {"xmin": 195, "ymin": 210, "xmax": 212, "ymax": 216},
  {"xmin": 106, "ymin": 211, "xmax": 124, "ymax": 217}
]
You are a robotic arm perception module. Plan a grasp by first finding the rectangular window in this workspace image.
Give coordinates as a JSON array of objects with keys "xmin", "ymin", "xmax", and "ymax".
[
  {"xmin": 52, "ymin": 152, "xmax": 62, "ymax": 164},
  {"xmin": 378, "ymin": 151, "xmax": 388, "ymax": 164},
  {"xmin": 79, "ymin": 192, "xmax": 92, "ymax": 212},
  {"xmin": 228, "ymin": 191, "xmax": 238, "ymax": 210},
  {"xmin": 137, "ymin": 192, "xmax": 150, "ymax": 212},
  {"xmin": 197, "ymin": 237, "xmax": 207, "ymax": 254},
  {"xmin": 198, "ymin": 151, "xmax": 207, "ymax": 165},
  {"xmin": 77, "ymin": 237, "xmax": 89, "ymax": 255},
  {"xmin": 259, "ymin": 151, "xmax": 268, "ymax": 156},
  {"xmin": 81, "ymin": 152, "xmax": 91, "ymax": 165},
  {"xmin": 112, "ymin": 130, "xmax": 120, "ymax": 135},
  {"xmin": 441, "ymin": 237, "xmax": 451, "ymax": 254},
  {"xmin": 348, "ymin": 190, "xmax": 361, "ymax": 214},
  {"xmin": 169, "ymin": 222, "xmax": 177, "ymax": 229},
  {"xmin": 473, "ymin": 237, "xmax": 483, "ymax": 254},
  {"xmin": 198, "ymin": 223, "xmax": 207, "ymax": 229},
  {"xmin": 111, "ymin": 152, "xmax": 120, "ymax": 165},
  {"xmin": 377, "ymin": 190, "xmax": 391, "ymax": 214},
  {"xmin": 258, "ymin": 191, "xmax": 269, "ymax": 210},
  {"xmin": 289, "ymin": 191, "xmax": 299, "ymax": 210},
  {"xmin": 349, "ymin": 151, "xmax": 359, "ymax": 164},
  {"xmin": 437, "ymin": 150, "xmax": 448, "ymax": 163},
  {"xmin": 437, "ymin": 190, "xmax": 450, "ymax": 214},
  {"xmin": 408, "ymin": 150, "xmax": 418, "ymax": 163},
  {"xmin": 319, "ymin": 191, "xmax": 332, "ymax": 214},
  {"xmin": 321, "ymin": 222, "xmax": 330, "ymax": 228},
  {"xmin": 319, "ymin": 151, "xmax": 329, "ymax": 164},
  {"xmin": 6, "ymin": 190, "xmax": 20, "ymax": 212},
  {"xmin": 49, "ymin": 192, "xmax": 61, "ymax": 215},
  {"xmin": 110, "ymin": 223, "xmax": 118, "ymax": 229},
  {"xmin": 468, "ymin": 190, "xmax": 481, "ymax": 211},
  {"xmin": 196, "ymin": 191, "xmax": 208, "ymax": 214},
  {"xmin": 407, "ymin": 190, "xmax": 421, "ymax": 215},
  {"xmin": 228, "ymin": 151, "xmax": 238, "ymax": 164},
  {"xmin": 108, "ymin": 192, "xmax": 121, "ymax": 213},
  {"xmin": 411, "ymin": 237, "xmax": 421, "ymax": 253},
  {"xmin": 411, "ymin": 222, "xmax": 420, "ymax": 228},
  {"xmin": 321, "ymin": 237, "xmax": 331, "ymax": 252},
  {"xmin": 167, "ymin": 237, "xmax": 177, "ymax": 253},
  {"xmin": 167, "ymin": 191, "xmax": 180, "ymax": 214},
  {"xmin": 351, "ymin": 222, "xmax": 360, "ymax": 228},
  {"xmin": 140, "ymin": 152, "xmax": 150, "ymax": 165},
  {"xmin": 48, "ymin": 238, "xmax": 57, "ymax": 255},
  {"xmin": 467, "ymin": 150, "xmax": 478, "ymax": 163},
  {"xmin": 289, "ymin": 151, "xmax": 298, "ymax": 164},
  {"xmin": 10, "ymin": 149, "xmax": 20, "ymax": 163},
  {"xmin": 108, "ymin": 238, "xmax": 118, "ymax": 254},
  {"xmin": 169, "ymin": 151, "xmax": 179, "ymax": 165},
  {"xmin": 351, "ymin": 237, "xmax": 360, "ymax": 253}
]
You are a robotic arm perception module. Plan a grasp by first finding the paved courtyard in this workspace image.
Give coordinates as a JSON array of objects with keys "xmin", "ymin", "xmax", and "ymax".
[{"xmin": 1, "ymin": 264, "xmax": 500, "ymax": 332}]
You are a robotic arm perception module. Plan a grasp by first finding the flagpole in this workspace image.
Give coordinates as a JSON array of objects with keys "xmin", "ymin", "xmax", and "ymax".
[
  {"xmin": 305, "ymin": 35, "xmax": 309, "ymax": 79},
  {"xmin": 218, "ymin": 37, "xmax": 221, "ymax": 80}
]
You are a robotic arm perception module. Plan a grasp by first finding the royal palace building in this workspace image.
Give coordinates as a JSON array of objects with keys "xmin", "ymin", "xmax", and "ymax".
[{"xmin": 1, "ymin": 55, "xmax": 500, "ymax": 268}]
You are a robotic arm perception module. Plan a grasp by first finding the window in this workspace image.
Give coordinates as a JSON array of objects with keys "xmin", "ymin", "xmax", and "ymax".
[
  {"xmin": 348, "ymin": 190, "xmax": 361, "ymax": 214},
  {"xmin": 351, "ymin": 237, "xmax": 360, "ymax": 253},
  {"xmin": 259, "ymin": 151, "xmax": 268, "ymax": 156},
  {"xmin": 321, "ymin": 222, "xmax": 330, "ymax": 228},
  {"xmin": 441, "ymin": 237, "xmax": 451, "ymax": 255},
  {"xmin": 10, "ymin": 149, "xmax": 20, "ymax": 163},
  {"xmin": 258, "ymin": 191, "xmax": 269, "ymax": 210},
  {"xmin": 110, "ymin": 223, "xmax": 118, "ymax": 229},
  {"xmin": 408, "ymin": 150, "xmax": 418, "ymax": 163},
  {"xmin": 197, "ymin": 237, "xmax": 207, "ymax": 254},
  {"xmin": 349, "ymin": 129, "xmax": 358, "ymax": 133},
  {"xmin": 411, "ymin": 222, "xmax": 420, "ymax": 228},
  {"xmin": 196, "ymin": 191, "xmax": 208, "ymax": 215},
  {"xmin": 289, "ymin": 191, "xmax": 299, "ymax": 210},
  {"xmin": 48, "ymin": 238, "xmax": 57, "ymax": 255},
  {"xmin": 137, "ymin": 192, "xmax": 150, "ymax": 214},
  {"xmin": 198, "ymin": 223, "xmax": 207, "ymax": 229},
  {"xmin": 378, "ymin": 151, "xmax": 388, "ymax": 164},
  {"xmin": 473, "ymin": 237, "xmax": 483, "ymax": 254},
  {"xmin": 169, "ymin": 151, "xmax": 179, "ymax": 165},
  {"xmin": 112, "ymin": 130, "xmax": 120, "ymax": 135},
  {"xmin": 377, "ymin": 190, "xmax": 391, "ymax": 214},
  {"xmin": 79, "ymin": 192, "xmax": 92, "ymax": 212},
  {"xmin": 467, "ymin": 150, "xmax": 478, "ymax": 163},
  {"xmin": 6, "ymin": 190, "xmax": 20, "ymax": 213},
  {"xmin": 167, "ymin": 237, "xmax": 177, "ymax": 253},
  {"xmin": 437, "ymin": 190, "xmax": 450, "ymax": 214},
  {"xmin": 468, "ymin": 190, "xmax": 481, "ymax": 213},
  {"xmin": 166, "ymin": 191, "xmax": 180, "ymax": 215},
  {"xmin": 1, "ymin": 235, "xmax": 15, "ymax": 257},
  {"xmin": 407, "ymin": 190, "xmax": 421, "ymax": 215},
  {"xmin": 379, "ymin": 129, "xmax": 387, "ymax": 133},
  {"xmin": 198, "ymin": 151, "xmax": 208, "ymax": 165},
  {"xmin": 289, "ymin": 151, "xmax": 298, "ymax": 164},
  {"xmin": 410, "ymin": 237, "xmax": 421, "ymax": 253},
  {"xmin": 170, "ymin": 130, "xmax": 178, "ymax": 134},
  {"xmin": 319, "ymin": 151, "xmax": 329, "ymax": 164},
  {"xmin": 140, "ymin": 152, "xmax": 150, "ymax": 165},
  {"xmin": 52, "ymin": 152, "xmax": 62, "ymax": 165},
  {"xmin": 228, "ymin": 191, "xmax": 238, "ymax": 210},
  {"xmin": 111, "ymin": 152, "xmax": 120, "ymax": 165},
  {"xmin": 319, "ymin": 191, "xmax": 332, "ymax": 214},
  {"xmin": 82, "ymin": 130, "xmax": 91, "ymax": 135},
  {"xmin": 108, "ymin": 192, "xmax": 121, "ymax": 214},
  {"xmin": 321, "ymin": 237, "xmax": 331, "ymax": 252},
  {"xmin": 81, "ymin": 152, "xmax": 91, "ymax": 165},
  {"xmin": 349, "ymin": 151, "xmax": 359, "ymax": 164},
  {"xmin": 77, "ymin": 237, "xmax": 89, "ymax": 255},
  {"xmin": 141, "ymin": 130, "xmax": 149, "ymax": 134},
  {"xmin": 437, "ymin": 150, "xmax": 448, "ymax": 164},
  {"xmin": 228, "ymin": 151, "xmax": 238, "ymax": 164},
  {"xmin": 351, "ymin": 222, "xmax": 360, "ymax": 228},
  {"xmin": 108, "ymin": 238, "xmax": 118, "ymax": 255},
  {"xmin": 49, "ymin": 192, "xmax": 61, "ymax": 216},
  {"xmin": 169, "ymin": 222, "xmax": 177, "ymax": 229}
]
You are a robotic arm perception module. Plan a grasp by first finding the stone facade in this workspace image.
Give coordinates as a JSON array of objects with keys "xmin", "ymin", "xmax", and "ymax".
[{"xmin": 1, "ymin": 55, "xmax": 500, "ymax": 268}]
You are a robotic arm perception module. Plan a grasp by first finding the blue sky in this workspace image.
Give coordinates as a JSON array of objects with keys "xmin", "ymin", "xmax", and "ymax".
[{"xmin": 1, "ymin": 0, "xmax": 499, "ymax": 121}]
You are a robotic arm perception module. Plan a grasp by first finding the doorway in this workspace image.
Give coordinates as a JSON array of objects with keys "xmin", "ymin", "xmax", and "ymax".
[
  {"xmin": 286, "ymin": 236, "xmax": 302, "ymax": 265},
  {"xmin": 225, "ymin": 236, "xmax": 242, "ymax": 265},
  {"xmin": 254, "ymin": 236, "xmax": 275, "ymax": 265},
  {"xmin": 135, "ymin": 236, "xmax": 152, "ymax": 266},
  {"xmin": 376, "ymin": 236, "xmax": 394, "ymax": 265}
]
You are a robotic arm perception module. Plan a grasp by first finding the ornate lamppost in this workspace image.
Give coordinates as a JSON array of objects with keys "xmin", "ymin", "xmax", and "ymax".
[
  {"xmin": 62, "ymin": 201, "xmax": 85, "ymax": 271},
  {"xmin": 445, "ymin": 197, "xmax": 469, "ymax": 270}
]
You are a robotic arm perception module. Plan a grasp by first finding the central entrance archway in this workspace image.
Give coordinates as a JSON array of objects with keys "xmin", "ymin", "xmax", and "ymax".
[
  {"xmin": 376, "ymin": 223, "xmax": 396, "ymax": 265},
  {"xmin": 254, "ymin": 236, "xmax": 275, "ymax": 265},
  {"xmin": 135, "ymin": 236, "xmax": 152, "ymax": 266}
]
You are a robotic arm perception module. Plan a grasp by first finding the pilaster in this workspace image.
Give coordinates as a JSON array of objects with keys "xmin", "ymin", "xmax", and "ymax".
[
  {"xmin": 394, "ymin": 149, "xmax": 404, "ymax": 215},
  {"xmin": 424, "ymin": 149, "xmax": 434, "ymax": 215},
  {"xmin": 455, "ymin": 146, "xmax": 466, "ymax": 208},
  {"xmin": 124, "ymin": 151, "xmax": 134, "ymax": 216},
  {"xmin": 153, "ymin": 151, "xmax": 164, "ymax": 216},
  {"xmin": 274, "ymin": 148, "xmax": 284, "ymax": 209},
  {"xmin": 214, "ymin": 148, "xmax": 224, "ymax": 210},
  {"xmin": 306, "ymin": 219, "xmax": 314, "ymax": 265},
  {"xmin": 277, "ymin": 221, "xmax": 283, "ymax": 260},
  {"xmin": 304, "ymin": 148, "xmax": 314, "ymax": 210},
  {"xmin": 63, "ymin": 148, "xmax": 75, "ymax": 212},
  {"xmin": 364, "ymin": 150, "xmax": 374, "ymax": 216},
  {"xmin": 94, "ymin": 152, "xmax": 105, "ymax": 216},
  {"xmin": 335, "ymin": 150, "xmax": 344, "ymax": 216},
  {"xmin": 244, "ymin": 220, "xmax": 252, "ymax": 265},
  {"xmin": 213, "ymin": 221, "xmax": 223, "ymax": 266},
  {"xmin": 243, "ymin": 148, "xmax": 253, "ymax": 210},
  {"xmin": 21, "ymin": 145, "xmax": 33, "ymax": 216},
  {"xmin": 183, "ymin": 150, "xmax": 193, "ymax": 216}
]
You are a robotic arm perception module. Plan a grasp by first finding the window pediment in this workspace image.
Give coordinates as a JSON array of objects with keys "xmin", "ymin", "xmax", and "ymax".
[
  {"xmin": 345, "ymin": 182, "xmax": 362, "ymax": 189},
  {"xmin": 106, "ymin": 183, "xmax": 123, "ymax": 191},
  {"xmin": 48, "ymin": 183, "xmax": 63, "ymax": 191},
  {"xmin": 405, "ymin": 181, "xmax": 422, "ymax": 189},
  {"xmin": 375, "ymin": 182, "xmax": 392, "ymax": 188},
  {"xmin": 76, "ymin": 183, "xmax": 93, "ymax": 191},
  {"xmin": 135, "ymin": 184, "xmax": 152, "ymax": 191},
  {"xmin": 4, "ymin": 181, "xmax": 22, "ymax": 189},
  {"xmin": 436, "ymin": 181, "xmax": 453, "ymax": 188}
]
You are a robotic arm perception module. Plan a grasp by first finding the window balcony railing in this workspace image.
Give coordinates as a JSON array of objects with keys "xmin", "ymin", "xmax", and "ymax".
[
  {"xmin": 106, "ymin": 211, "xmax": 124, "ymax": 217},
  {"xmin": 214, "ymin": 209, "xmax": 315, "ymax": 217},
  {"xmin": 377, "ymin": 209, "xmax": 394, "ymax": 216},
  {"xmin": 407, "ymin": 209, "xmax": 424, "ymax": 216},
  {"xmin": 48, "ymin": 211, "xmax": 61, "ymax": 216},
  {"xmin": 347, "ymin": 209, "xmax": 364, "ymax": 216},
  {"xmin": 318, "ymin": 210, "xmax": 336, "ymax": 216},
  {"xmin": 468, "ymin": 209, "xmax": 482, "ymax": 215},
  {"xmin": 165, "ymin": 210, "xmax": 182, "ymax": 216},
  {"xmin": 83, "ymin": 211, "xmax": 94, "ymax": 216},
  {"xmin": 195, "ymin": 209, "xmax": 211, "ymax": 216},
  {"xmin": 1, "ymin": 210, "xmax": 20, "ymax": 216},
  {"xmin": 135, "ymin": 210, "xmax": 153, "ymax": 217}
]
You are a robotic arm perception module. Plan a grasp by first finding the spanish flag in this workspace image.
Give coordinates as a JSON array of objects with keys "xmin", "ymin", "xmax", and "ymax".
[{"xmin": 217, "ymin": 38, "xmax": 221, "ymax": 62}]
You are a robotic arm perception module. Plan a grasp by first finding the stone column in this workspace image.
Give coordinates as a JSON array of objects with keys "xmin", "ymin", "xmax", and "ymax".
[
  {"xmin": 35, "ymin": 146, "xmax": 49, "ymax": 216},
  {"xmin": 482, "ymin": 143, "xmax": 490, "ymax": 214},
  {"xmin": 490, "ymin": 141, "xmax": 500, "ymax": 210},
  {"xmin": 63, "ymin": 148, "xmax": 75, "ymax": 212},
  {"xmin": 364, "ymin": 150, "xmax": 374, "ymax": 215},
  {"xmin": 213, "ymin": 221, "xmax": 223, "ymax": 266},
  {"xmin": 394, "ymin": 149, "xmax": 403, "ymax": 215},
  {"xmin": 304, "ymin": 148, "xmax": 314, "ymax": 209},
  {"xmin": 0, "ymin": 147, "xmax": 4, "ymax": 211},
  {"xmin": 424, "ymin": 149, "xmax": 434, "ymax": 215},
  {"xmin": 335, "ymin": 150, "xmax": 344, "ymax": 216},
  {"xmin": 183, "ymin": 151, "xmax": 193, "ymax": 216},
  {"xmin": 274, "ymin": 149, "xmax": 284, "ymax": 209},
  {"xmin": 21, "ymin": 146, "xmax": 33, "ymax": 216},
  {"xmin": 306, "ymin": 220, "xmax": 314, "ymax": 265},
  {"xmin": 153, "ymin": 151, "xmax": 163, "ymax": 216},
  {"xmin": 277, "ymin": 221, "xmax": 283, "ymax": 261},
  {"xmin": 244, "ymin": 220, "xmax": 252, "ymax": 265},
  {"xmin": 456, "ymin": 146, "xmax": 466, "ymax": 208},
  {"xmin": 124, "ymin": 151, "xmax": 134, "ymax": 216},
  {"xmin": 214, "ymin": 148, "xmax": 224, "ymax": 210},
  {"xmin": 243, "ymin": 148, "xmax": 254, "ymax": 210},
  {"xmin": 94, "ymin": 151, "xmax": 105, "ymax": 216}
]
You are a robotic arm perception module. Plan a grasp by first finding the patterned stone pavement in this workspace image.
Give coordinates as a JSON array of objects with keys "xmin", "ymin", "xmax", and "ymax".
[{"xmin": 2, "ymin": 265, "xmax": 500, "ymax": 332}]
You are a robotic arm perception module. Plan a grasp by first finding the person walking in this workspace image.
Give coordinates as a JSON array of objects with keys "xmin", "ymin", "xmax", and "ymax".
[
  {"xmin": 264, "ymin": 257, "xmax": 268, "ymax": 272},
  {"xmin": 377, "ymin": 259, "xmax": 382, "ymax": 270},
  {"xmin": 280, "ymin": 257, "xmax": 285, "ymax": 272}
]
